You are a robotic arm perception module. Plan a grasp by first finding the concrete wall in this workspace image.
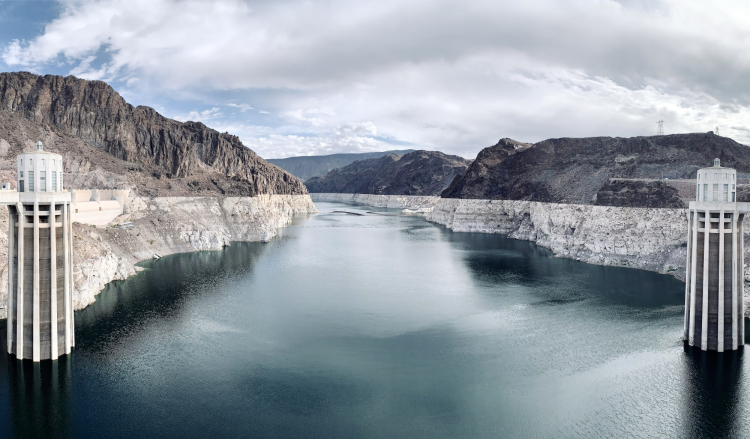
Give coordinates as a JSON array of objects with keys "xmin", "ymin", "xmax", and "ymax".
[{"xmin": 69, "ymin": 189, "xmax": 130, "ymax": 225}]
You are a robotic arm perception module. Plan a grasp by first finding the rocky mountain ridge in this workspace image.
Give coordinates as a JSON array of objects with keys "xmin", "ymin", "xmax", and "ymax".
[
  {"xmin": 305, "ymin": 150, "xmax": 471, "ymax": 196},
  {"xmin": 268, "ymin": 149, "xmax": 416, "ymax": 181},
  {"xmin": 442, "ymin": 133, "xmax": 750, "ymax": 207},
  {"xmin": 0, "ymin": 71, "xmax": 305, "ymax": 196}
]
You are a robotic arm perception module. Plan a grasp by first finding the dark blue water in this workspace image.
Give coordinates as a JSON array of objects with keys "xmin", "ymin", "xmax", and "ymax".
[{"xmin": 0, "ymin": 201, "xmax": 745, "ymax": 438}]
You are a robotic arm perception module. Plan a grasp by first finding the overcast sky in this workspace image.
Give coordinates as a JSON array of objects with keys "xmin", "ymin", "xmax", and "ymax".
[{"xmin": 0, "ymin": 0, "xmax": 748, "ymax": 159}]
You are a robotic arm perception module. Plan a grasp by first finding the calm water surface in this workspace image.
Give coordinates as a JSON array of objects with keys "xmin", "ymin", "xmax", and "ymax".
[{"xmin": 0, "ymin": 201, "xmax": 746, "ymax": 438}]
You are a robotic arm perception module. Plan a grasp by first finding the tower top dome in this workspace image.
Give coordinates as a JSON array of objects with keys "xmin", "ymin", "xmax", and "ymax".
[
  {"xmin": 36, "ymin": 141, "xmax": 43, "ymax": 151},
  {"xmin": 714, "ymin": 158, "xmax": 721, "ymax": 167}
]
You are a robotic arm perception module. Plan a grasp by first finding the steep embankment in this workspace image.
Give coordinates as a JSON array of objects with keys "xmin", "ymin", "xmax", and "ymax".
[
  {"xmin": 306, "ymin": 150, "xmax": 470, "ymax": 196},
  {"xmin": 442, "ymin": 133, "xmax": 750, "ymax": 206},
  {"xmin": 268, "ymin": 149, "xmax": 416, "ymax": 181},
  {"xmin": 0, "ymin": 194, "xmax": 316, "ymax": 318},
  {"xmin": 0, "ymin": 71, "xmax": 306, "ymax": 196},
  {"xmin": 428, "ymin": 199, "xmax": 689, "ymax": 279}
]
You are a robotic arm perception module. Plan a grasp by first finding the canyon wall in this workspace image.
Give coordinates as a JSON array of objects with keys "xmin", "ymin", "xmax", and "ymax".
[
  {"xmin": 311, "ymin": 193, "xmax": 439, "ymax": 212},
  {"xmin": 428, "ymin": 198, "xmax": 690, "ymax": 279},
  {"xmin": 0, "ymin": 194, "xmax": 317, "ymax": 318}
]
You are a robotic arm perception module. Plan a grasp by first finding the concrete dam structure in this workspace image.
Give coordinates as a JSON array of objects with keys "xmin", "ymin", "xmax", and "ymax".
[{"xmin": 684, "ymin": 158, "xmax": 747, "ymax": 351}]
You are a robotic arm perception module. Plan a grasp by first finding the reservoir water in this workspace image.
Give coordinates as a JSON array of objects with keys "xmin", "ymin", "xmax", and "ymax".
[{"xmin": 0, "ymin": 201, "xmax": 746, "ymax": 438}]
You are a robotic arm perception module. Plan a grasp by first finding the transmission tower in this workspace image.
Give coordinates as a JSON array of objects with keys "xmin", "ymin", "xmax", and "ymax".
[
  {"xmin": 716, "ymin": 127, "xmax": 720, "ymax": 136},
  {"xmin": 657, "ymin": 120, "xmax": 664, "ymax": 136}
]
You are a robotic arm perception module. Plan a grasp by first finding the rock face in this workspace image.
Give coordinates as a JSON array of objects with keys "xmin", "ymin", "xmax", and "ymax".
[
  {"xmin": 594, "ymin": 180, "xmax": 686, "ymax": 208},
  {"xmin": 0, "ymin": 71, "xmax": 306, "ymax": 196},
  {"xmin": 268, "ymin": 149, "xmax": 416, "ymax": 181},
  {"xmin": 0, "ymin": 194, "xmax": 317, "ymax": 318},
  {"xmin": 427, "ymin": 198, "xmax": 689, "ymax": 278},
  {"xmin": 305, "ymin": 150, "xmax": 471, "ymax": 195},
  {"xmin": 442, "ymin": 133, "xmax": 750, "ymax": 205}
]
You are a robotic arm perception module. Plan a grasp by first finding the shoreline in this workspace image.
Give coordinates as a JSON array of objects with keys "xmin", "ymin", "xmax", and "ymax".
[
  {"xmin": 0, "ymin": 194, "xmax": 318, "ymax": 319},
  {"xmin": 315, "ymin": 194, "xmax": 750, "ymax": 315}
]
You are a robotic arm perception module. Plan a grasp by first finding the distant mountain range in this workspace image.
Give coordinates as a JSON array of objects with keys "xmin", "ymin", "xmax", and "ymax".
[
  {"xmin": 267, "ymin": 150, "xmax": 416, "ymax": 181},
  {"xmin": 442, "ymin": 133, "xmax": 750, "ymax": 207},
  {"xmin": 305, "ymin": 150, "xmax": 471, "ymax": 196}
]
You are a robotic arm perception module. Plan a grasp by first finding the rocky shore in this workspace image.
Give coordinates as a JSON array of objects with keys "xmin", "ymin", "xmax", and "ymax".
[
  {"xmin": 428, "ymin": 198, "xmax": 689, "ymax": 279},
  {"xmin": 310, "ymin": 193, "xmax": 439, "ymax": 212},
  {"xmin": 0, "ymin": 194, "xmax": 317, "ymax": 319}
]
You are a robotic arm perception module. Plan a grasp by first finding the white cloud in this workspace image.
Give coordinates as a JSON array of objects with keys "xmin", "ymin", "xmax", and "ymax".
[
  {"xmin": 6, "ymin": 0, "xmax": 750, "ymax": 157},
  {"xmin": 243, "ymin": 129, "xmax": 393, "ymax": 159},
  {"xmin": 227, "ymin": 103, "xmax": 254, "ymax": 112}
]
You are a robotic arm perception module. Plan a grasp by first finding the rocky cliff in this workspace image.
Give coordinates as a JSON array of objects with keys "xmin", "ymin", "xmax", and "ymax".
[
  {"xmin": 427, "ymin": 198, "xmax": 689, "ymax": 278},
  {"xmin": 0, "ymin": 71, "xmax": 306, "ymax": 197},
  {"xmin": 442, "ymin": 133, "xmax": 750, "ymax": 206},
  {"xmin": 594, "ymin": 180, "xmax": 686, "ymax": 208},
  {"xmin": 305, "ymin": 150, "xmax": 470, "ymax": 195},
  {"xmin": 0, "ymin": 194, "xmax": 316, "ymax": 318}
]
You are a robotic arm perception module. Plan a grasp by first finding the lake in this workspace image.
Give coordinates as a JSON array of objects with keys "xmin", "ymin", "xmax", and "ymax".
[{"xmin": 0, "ymin": 201, "xmax": 745, "ymax": 438}]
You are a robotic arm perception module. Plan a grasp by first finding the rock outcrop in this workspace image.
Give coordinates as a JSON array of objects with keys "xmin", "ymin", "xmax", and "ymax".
[
  {"xmin": 0, "ymin": 71, "xmax": 306, "ymax": 197},
  {"xmin": 268, "ymin": 149, "xmax": 416, "ymax": 181},
  {"xmin": 442, "ymin": 133, "xmax": 750, "ymax": 205},
  {"xmin": 305, "ymin": 150, "xmax": 470, "ymax": 195},
  {"xmin": 594, "ymin": 179, "xmax": 686, "ymax": 208}
]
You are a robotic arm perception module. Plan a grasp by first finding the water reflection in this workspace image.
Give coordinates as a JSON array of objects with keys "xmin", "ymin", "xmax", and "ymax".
[
  {"xmin": 682, "ymin": 345, "xmax": 743, "ymax": 438},
  {"xmin": 8, "ymin": 358, "xmax": 73, "ymax": 439},
  {"xmin": 0, "ymin": 326, "xmax": 73, "ymax": 439},
  {"xmin": 75, "ymin": 241, "xmax": 268, "ymax": 353},
  {"xmin": 451, "ymin": 232, "xmax": 685, "ymax": 308}
]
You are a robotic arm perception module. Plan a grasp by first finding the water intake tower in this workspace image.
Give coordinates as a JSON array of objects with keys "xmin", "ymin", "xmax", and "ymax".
[
  {"xmin": 684, "ymin": 158, "xmax": 747, "ymax": 351},
  {"xmin": 4, "ymin": 141, "xmax": 74, "ymax": 361}
]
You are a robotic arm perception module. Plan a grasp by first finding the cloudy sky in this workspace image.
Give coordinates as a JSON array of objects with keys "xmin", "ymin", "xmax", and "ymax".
[{"xmin": 0, "ymin": 0, "xmax": 748, "ymax": 159}]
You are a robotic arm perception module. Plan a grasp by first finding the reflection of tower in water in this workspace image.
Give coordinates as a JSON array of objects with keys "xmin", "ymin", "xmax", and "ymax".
[
  {"xmin": 682, "ymin": 346, "xmax": 743, "ymax": 437},
  {"xmin": 0, "ymin": 324, "xmax": 73, "ymax": 438},
  {"xmin": 7, "ymin": 356, "xmax": 73, "ymax": 438}
]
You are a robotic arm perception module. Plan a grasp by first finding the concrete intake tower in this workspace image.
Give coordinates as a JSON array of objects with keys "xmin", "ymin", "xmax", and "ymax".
[
  {"xmin": 5, "ymin": 142, "xmax": 74, "ymax": 361},
  {"xmin": 684, "ymin": 158, "xmax": 747, "ymax": 351}
]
